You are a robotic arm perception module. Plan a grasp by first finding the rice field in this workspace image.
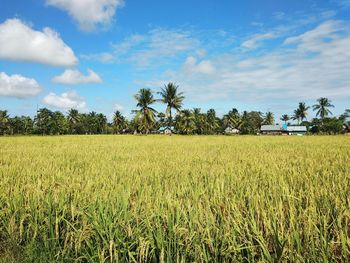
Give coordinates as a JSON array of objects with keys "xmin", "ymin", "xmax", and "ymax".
[{"xmin": 0, "ymin": 135, "xmax": 349, "ymax": 262}]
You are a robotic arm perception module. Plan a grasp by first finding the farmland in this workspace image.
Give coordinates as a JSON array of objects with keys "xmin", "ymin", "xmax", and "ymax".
[{"xmin": 0, "ymin": 135, "xmax": 349, "ymax": 262}]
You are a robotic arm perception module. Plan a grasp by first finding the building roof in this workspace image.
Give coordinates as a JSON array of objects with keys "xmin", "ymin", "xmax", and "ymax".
[
  {"xmin": 261, "ymin": 125, "xmax": 281, "ymax": 131},
  {"xmin": 286, "ymin": 126, "xmax": 307, "ymax": 132},
  {"xmin": 158, "ymin": 126, "xmax": 175, "ymax": 131}
]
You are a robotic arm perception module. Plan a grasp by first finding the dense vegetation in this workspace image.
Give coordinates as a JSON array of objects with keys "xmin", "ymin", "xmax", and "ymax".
[
  {"xmin": 0, "ymin": 84, "xmax": 349, "ymax": 135},
  {"xmin": 0, "ymin": 136, "xmax": 349, "ymax": 262}
]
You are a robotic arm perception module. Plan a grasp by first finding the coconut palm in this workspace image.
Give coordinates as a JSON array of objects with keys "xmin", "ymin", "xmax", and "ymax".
[
  {"xmin": 293, "ymin": 102, "xmax": 310, "ymax": 124},
  {"xmin": 205, "ymin": 109, "xmax": 220, "ymax": 134},
  {"xmin": 158, "ymin": 83, "xmax": 184, "ymax": 128},
  {"xmin": 67, "ymin": 109, "xmax": 81, "ymax": 134},
  {"xmin": 113, "ymin": 110, "xmax": 127, "ymax": 134},
  {"xmin": 313, "ymin": 97, "xmax": 334, "ymax": 121},
  {"xmin": 263, "ymin": 111, "xmax": 274, "ymax": 125},
  {"xmin": 0, "ymin": 110, "xmax": 10, "ymax": 135},
  {"xmin": 35, "ymin": 108, "xmax": 54, "ymax": 135},
  {"xmin": 96, "ymin": 113, "xmax": 107, "ymax": 134},
  {"xmin": 177, "ymin": 109, "xmax": 195, "ymax": 134},
  {"xmin": 223, "ymin": 108, "xmax": 242, "ymax": 130},
  {"xmin": 134, "ymin": 88, "xmax": 157, "ymax": 134},
  {"xmin": 280, "ymin": 114, "xmax": 290, "ymax": 125},
  {"xmin": 193, "ymin": 108, "xmax": 206, "ymax": 134}
]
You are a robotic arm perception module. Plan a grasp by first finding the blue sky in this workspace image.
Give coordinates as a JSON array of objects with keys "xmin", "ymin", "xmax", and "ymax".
[{"xmin": 0, "ymin": 0, "xmax": 350, "ymax": 121}]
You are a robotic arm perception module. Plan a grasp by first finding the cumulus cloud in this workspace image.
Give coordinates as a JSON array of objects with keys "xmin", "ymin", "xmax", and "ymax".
[
  {"xmin": 0, "ymin": 72, "xmax": 42, "ymax": 98},
  {"xmin": 52, "ymin": 69, "xmax": 102, "ymax": 84},
  {"xmin": 46, "ymin": 0, "xmax": 124, "ymax": 31},
  {"xmin": 43, "ymin": 90, "xmax": 87, "ymax": 110},
  {"xmin": 0, "ymin": 18, "xmax": 77, "ymax": 67}
]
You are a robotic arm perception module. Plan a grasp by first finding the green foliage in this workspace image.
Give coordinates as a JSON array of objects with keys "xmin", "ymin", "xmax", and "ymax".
[
  {"xmin": 223, "ymin": 108, "xmax": 242, "ymax": 130},
  {"xmin": 134, "ymin": 88, "xmax": 157, "ymax": 134},
  {"xmin": 240, "ymin": 111, "xmax": 263, "ymax": 134},
  {"xmin": 0, "ymin": 136, "xmax": 349, "ymax": 261},
  {"xmin": 319, "ymin": 117, "xmax": 344, "ymax": 134},
  {"xmin": 0, "ymin": 110, "xmax": 10, "ymax": 135},
  {"xmin": 313, "ymin": 97, "xmax": 334, "ymax": 120},
  {"xmin": 112, "ymin": 111, "xmax": 128, "ymax": 134},
  {"xmin": 158, "ymin": 83, "xmax": 184, "ymax": 128},
  {"xmin": 280, "ymin": 114, "xmax": 290, "ymax": 124},
  {"xmin": 263, "ymin": 111, "xmax": 275, "ymax": 125},
  {"xmin": 292, "ymin": 102, "xmax": 310, "ymax": 124},
  {"xmin": 175, "ymin": 109, "xmax": 196, "ymax": 134}
]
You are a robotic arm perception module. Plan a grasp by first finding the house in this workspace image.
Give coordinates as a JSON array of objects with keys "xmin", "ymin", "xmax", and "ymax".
[
  {"xmin": 260, "ymin": 125, "xmax": 282, "ymax": 135},
  {"xmin": 224, "ymin": 126, "xmax": 240, "ymax": 134},
  {"xmin": 285, "ymin": 126, "xmax": 307, "ymax": 136},
  {"xmin": 158, "ymin": 126, "xmax": 175, "ymax": 135},
  {"xmin": 260, "ymin": 124, "xmax": 307, "ymax": 135},
  {"xmin": 343, "ymin": 123, "xmax": 350, "ymax": 134}
]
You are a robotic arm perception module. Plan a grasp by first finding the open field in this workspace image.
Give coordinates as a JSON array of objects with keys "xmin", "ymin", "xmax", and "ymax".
[{"xmin": 0, "ymin": 135, "xmax": 349, "ymax": 262}]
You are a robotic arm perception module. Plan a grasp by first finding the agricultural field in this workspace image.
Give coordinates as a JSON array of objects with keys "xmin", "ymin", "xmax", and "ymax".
[{"xmin": 0, "ymin": 135, "xmax": 349, "ymax": 262}]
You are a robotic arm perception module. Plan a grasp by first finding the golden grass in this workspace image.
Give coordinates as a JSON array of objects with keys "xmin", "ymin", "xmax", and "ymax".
[{"xmin": 0, "ymin": 135, "xmax": 349, "ymax": 262}]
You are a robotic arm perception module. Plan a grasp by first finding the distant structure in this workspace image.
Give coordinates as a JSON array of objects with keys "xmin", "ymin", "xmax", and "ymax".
[
  {"xmin": 158, "ymin": 126, "xmax": 175, "ymax": 135},
  {"xmin": 260, "ymin": 124, "xmax": 307, "ymax": 135},
  {"xmin": 224, "ymin": 126, "xmax": 240, "ymax": 135},
  {"xmin": 343, "ymin": 123, "xmax": 350, "ymax": 134},
  {"xmin": 260, "ymin": 125, "xmax": 283, "ymax": 135},
  {"xmin": 285, "ymin": 126, "xmax": 307, "ymax": 135}
]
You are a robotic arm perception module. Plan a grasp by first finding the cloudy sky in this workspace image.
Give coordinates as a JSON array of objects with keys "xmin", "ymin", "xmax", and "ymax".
[{"xmin": 1, "ymin": 0, "xmax": 350, "ymax": 120}]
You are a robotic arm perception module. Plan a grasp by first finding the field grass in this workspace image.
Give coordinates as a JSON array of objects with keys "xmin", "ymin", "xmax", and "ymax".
[{"xmin": 0, "ymin": 135, "xmax": 349, "ymax": 262}]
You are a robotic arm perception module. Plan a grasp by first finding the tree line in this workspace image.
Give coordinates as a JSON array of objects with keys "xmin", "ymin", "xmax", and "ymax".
[{"xmin": 1, "ymin": 83, "xmax": 349, "ymax": 136}]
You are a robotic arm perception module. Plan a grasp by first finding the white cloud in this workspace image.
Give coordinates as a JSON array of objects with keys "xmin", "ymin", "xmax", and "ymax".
[
  {"xmin": 335, "ymin": 0, "xmax": 350, "ymax": 8},
  {"xmin": 114, "ymin": 103, "xmax": 124, "ymax": 112},
  {"xmin": 52, "ymin": 69, "xmax": 102, "ymax": 84},
  {"xmin": 183, "ymin": 56, "xmax": 215, "ymax": 75},
  {"xmin": 284, "ymin": 20, "xmax": 344, "ymax": 48},
  {"xmin": 0, "ymin": 72, "xmax": 42, "ymax": 98},
  {"xmin": 0, "ymin": 18, "xmax": 77, "ymax": 67},
  {"xmin": 46, "ymin": 0, "xmax": 124, "ymax": 32},
  {"xmin": 80, "ymin": 52, "xmax": 115, "ymax": 63},
  {"xmin": 82, "ymin": 28, "xmax": 200, "ymax": 67},
  {"xmin": 43, "ymin": 90, "xmax": 87, "ymax": 110},
  {"xmin": 141, "ymin": 20, "xmax": 350, "ymax": 102},
  {"xmin": 241, "ymin": 32, "xmax": 277, "ymax": 49}
]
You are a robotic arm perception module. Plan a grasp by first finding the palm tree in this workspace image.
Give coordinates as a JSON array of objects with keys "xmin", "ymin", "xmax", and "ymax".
[
  {"xmin": 263, "ymin": 111, "xmax": 274, "ymax": 125},
  {"xmin": 35, "ymin": 108, "xmax": 54, "ymax": 135},
  {"xmin": 345, "ymin": 109, "xmax": 350, "ymax": 117},
  {"xmin": 0, "ymin": 110, "xmax": 10, "ymax": 135},
  {"xmin": 293, "ymin": 102, "xmax": 310, "ymax": 124},
  {"xmin": 134, "ymin": 88, "xmax": 157, "ymax": 134},
  {"xmin": 206, "ymin": 109, "xmax": 219, "ymax": 134},
  {"xmin": 280, "ymin": 114, "xmax": 290, "ymax": 125},
  {"xmin": 67, "ymin": 109, "xmax": 81, "ymax": 134},
  {"xmin": 177, "ymin": 109, "xmax": 195, "ymax": 134},
  {"xmin": 158, "ymin": 83, "xmax": 184, "ymax": 128},
  {"xmin": 313, "ymin": 97, "xmax": 334, "ymax": 121},
  {"xmin": 223, "ymin": 108, "xmax": 242, "ymax": 129},
  {"xmin": 96, "ymin": 113, "xmax": 107, "ymax": 134},
  {"xmin": 113, "ymin": 110, "xmax": 127, "ymax": 134},
  {"xmin": 193, "ymin": 108, "xmax": 206, "ymax": 134}
]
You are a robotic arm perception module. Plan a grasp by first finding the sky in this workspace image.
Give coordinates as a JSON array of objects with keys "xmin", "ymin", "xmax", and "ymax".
[{"xmin": 0, "ymin": 0, "xmax": 350, "ymax": 121}]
